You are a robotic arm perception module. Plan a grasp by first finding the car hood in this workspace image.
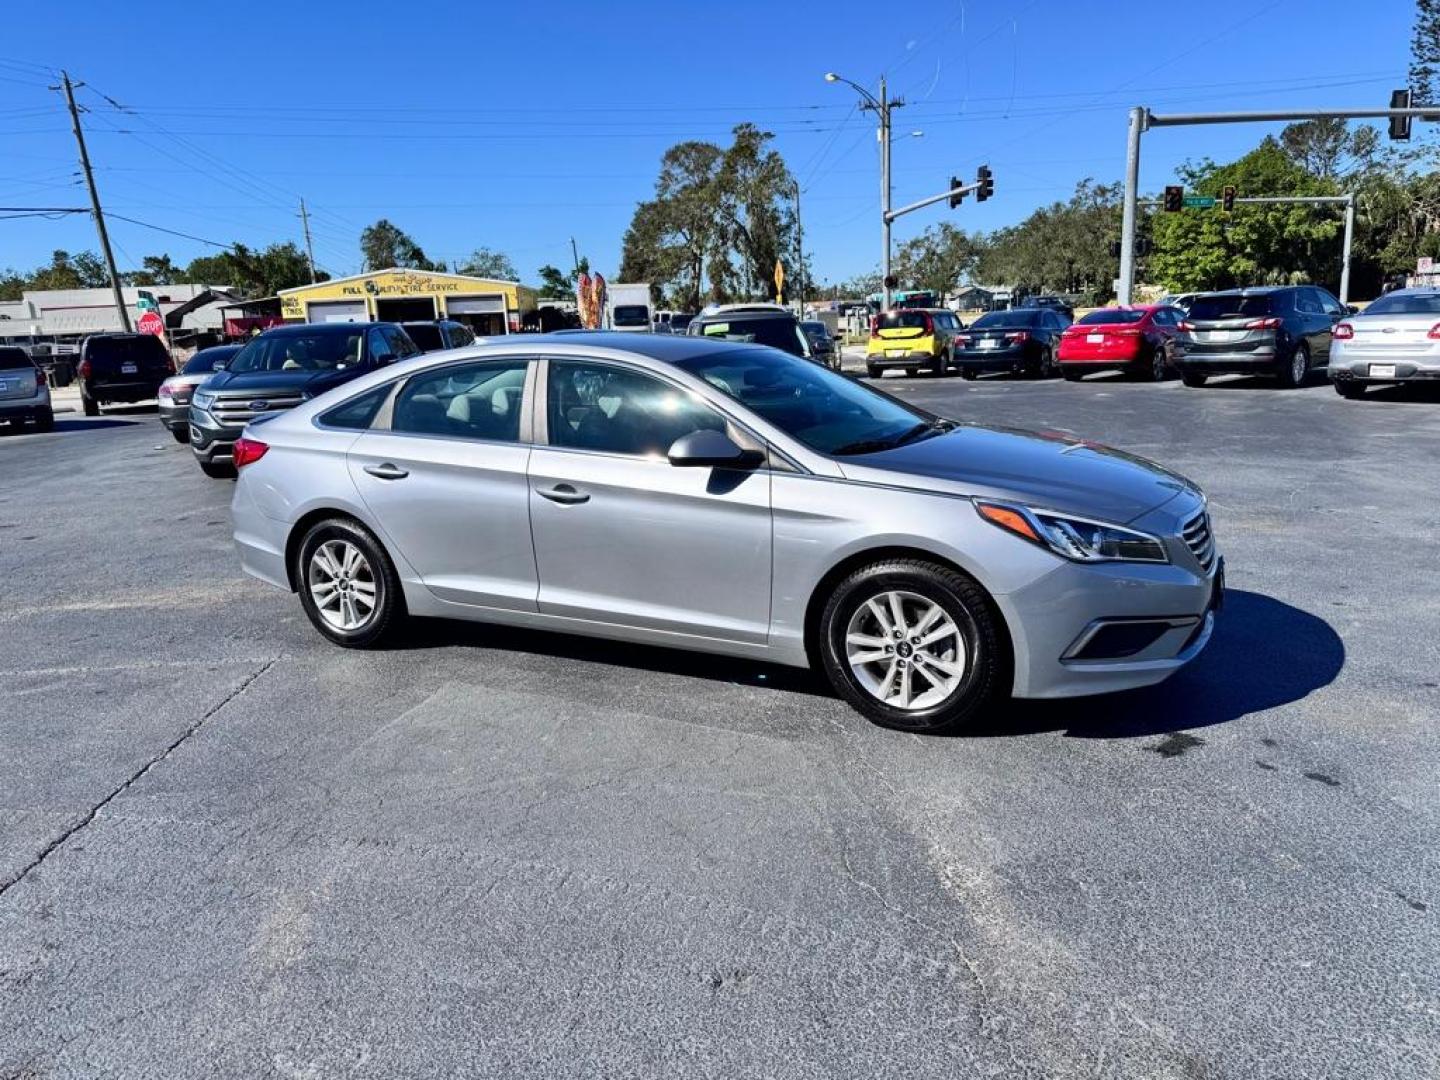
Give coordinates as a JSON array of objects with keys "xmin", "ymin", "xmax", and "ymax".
[
  {"xmin": 836, "ymin": 424, "xmax": 1199, "ymax": 524},
  {"xmin": 205, "ymin": 367, "xmax": 351, "ymax": 396}
]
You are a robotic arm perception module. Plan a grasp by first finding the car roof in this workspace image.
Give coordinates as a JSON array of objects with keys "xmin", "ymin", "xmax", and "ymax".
[
  {"xmin": 520, "ymin": 330, "xmax": 760, "ymax": 361},
  {"xmin": 194, "ymin": 343, "xmax": 242, "ymax": 355},
  {"xmin": 1192, "ymin": 287, "xmax": 1286, "ymax": 297},
  {"xmin": 691, "ymin": 308, "xmax": 797, "ymax": 322},
  {"xmin": 400, "ymin": 319, "xmax": 463, "ymax": 327},
  {"xmin": 260, "ymin": 321, "xmax": 395, "ymax": 336}
]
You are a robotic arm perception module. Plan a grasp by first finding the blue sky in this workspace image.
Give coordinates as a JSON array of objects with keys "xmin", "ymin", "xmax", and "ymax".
[{"xmin": 0, "ymin": 0, "xmax": 1415, "ymax": 288}]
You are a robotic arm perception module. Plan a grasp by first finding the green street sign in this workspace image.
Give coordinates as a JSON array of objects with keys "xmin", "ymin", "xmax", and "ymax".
[{"xmin": 1183, "ymin": 195, "xmax": 1216, "ymax": 209}]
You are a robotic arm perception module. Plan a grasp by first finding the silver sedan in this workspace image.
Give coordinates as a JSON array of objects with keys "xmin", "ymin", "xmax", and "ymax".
[
  {"xmin": 230, "ymin": 333, "xmax": 1222, "ymax": 733},
  {"xmin": 1330, "ymin": 287, "xmax": 1440, "ymax": 398}
]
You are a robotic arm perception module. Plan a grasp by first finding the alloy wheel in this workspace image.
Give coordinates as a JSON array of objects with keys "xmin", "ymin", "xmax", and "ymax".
[
  {"xmin": 845, "ymin": 590, "xmax": 967, "ymax": 711},
  {"xmin": 1292, "ymin": 346, "xmax": 1308, "ymax": 384},
  {"xmin": 308, "ymin": 539, "xmax": 378, "ymax": 632}
]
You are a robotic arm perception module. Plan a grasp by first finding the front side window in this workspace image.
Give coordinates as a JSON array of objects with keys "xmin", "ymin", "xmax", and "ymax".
[
  {"xmin": 674, "ymin": 346, "xmax": 943, "ymax": 457},
  {"xmin": 229, "ymin": 331, "xmax": 362, "ymax": 373},
  {"xmin": 547, "ymin": 361, "xmax": 725, "ymax": 458},
  {"xmin": 391, "ymin": 359, "xmax": 529, "ymax": 441}
]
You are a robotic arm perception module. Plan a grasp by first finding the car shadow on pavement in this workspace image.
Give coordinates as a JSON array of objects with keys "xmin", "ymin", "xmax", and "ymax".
[
  {"xmin": 50, "ymin": 418, "xmax": 146, "ymax": 432},
  {"xmin": 975, "ymin": 589, "xmax": 1345, "ymax": 740}
]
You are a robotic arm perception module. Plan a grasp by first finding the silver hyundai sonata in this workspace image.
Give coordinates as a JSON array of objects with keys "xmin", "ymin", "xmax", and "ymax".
[{"xmin": 230, "ymin": 333, "xmax": 1222, "ymax": 733}]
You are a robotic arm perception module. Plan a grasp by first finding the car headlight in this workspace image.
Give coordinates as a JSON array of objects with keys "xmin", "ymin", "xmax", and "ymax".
[
  {"xmin": 975, "ymin": 500, "xmax": 1169, "ymax": 564},
  {"xmin": 191, "ymin": 389, "xmax": 215, "ymax": 409}
]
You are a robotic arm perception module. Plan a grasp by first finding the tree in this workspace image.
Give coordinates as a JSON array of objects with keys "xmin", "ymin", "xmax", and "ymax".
[
  {"xmin": 456, "ymin": 247, "xmax": 518, "ymax": 280},
  {"xmin": 714, "ymin": 123, "xmax": 796, "ymax": 301},
  {"xmin": 359, "ymin": 219, "xmax": 439, "ymax": 271},
  {"xmin": 1279, "ymin": 119, "xmax": 1380, "ymax": 180},
  {"xmin": 1412, "ymin": 0, "xmax": 1440, "ymax": 107},
  {"xmin": 975, "ymin": 180, "xmax": 1123, "ymax": 301},
  {"xmin": 536, "ymin": 264, "xmax": 572, "ymax": 298},
  {"xmin": 27, "ymin": 250, "xmax": 110, "ymax": 291},
  {"xmin": 0, "ymin": 269, "xmax": 24, "ymax": 301},
  {"xmin": 1148, "ymin": 138, "xmax": 1342, "ymax": 293},
  {"xmin": 894, "ymin": 223, "xmax": 982, "ymax": 297},
  {"xmin": 181, "ymin": 242, "xmax": 322, "ymax": 297}
]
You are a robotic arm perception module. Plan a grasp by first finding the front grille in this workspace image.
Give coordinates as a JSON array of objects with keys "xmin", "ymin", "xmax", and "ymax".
[
  {"xmin": 1181, "ymin": 510, "xmax": 1216, "ymax": 571},
  {"xmin": 210, "ymin": 393, "xmax": 304, "ymax": 426}
]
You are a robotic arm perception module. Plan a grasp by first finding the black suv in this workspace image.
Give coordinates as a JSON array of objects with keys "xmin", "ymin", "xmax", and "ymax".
[
  {"xmin": 400, "ymin": 319, "xmax": 477, "ymax": 352},
  {"xmin": 1174, "ymin": 285, "xmax": 1347, "ymax": 389},
  {"xmin": 686, "ymin": 306, "xmax": 812, "ymax": 359},
  {"xmin": 189, "ymin": 322, "xmax": 419, "ymax": 477},
  {"xmin": 76, "ymin": 333, "xmax": 173, "ymax": 416}
]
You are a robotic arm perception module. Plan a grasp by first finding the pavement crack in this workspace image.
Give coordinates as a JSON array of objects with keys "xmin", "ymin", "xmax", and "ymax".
[{"xmin": 0, "ymin": 656, "xmax": 281, "ymax": 900}]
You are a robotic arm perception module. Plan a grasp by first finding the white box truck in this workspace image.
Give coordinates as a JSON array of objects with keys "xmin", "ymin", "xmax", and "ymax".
[{"xmin": 606, "ymin": 283, "xmax": 653, "ymax": 333}]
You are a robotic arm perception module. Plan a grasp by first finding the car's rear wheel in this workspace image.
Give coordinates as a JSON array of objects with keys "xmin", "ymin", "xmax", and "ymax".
[
  {"xmin": 1135, "ymin": 343, "xmax": 1166, "ymax": 381},
  {"xmin": 905, "ymin": 367, "xmax": 919, "ymax": 377},
  {"xmin": 170, "ymin": 426, "xmax": 190, "ymax": 443},
  {"xmin": 199, "ymin": 460, "xmax": 236, "ymax": 479},
  {"xmin": 1335, "ymin": 380, "xmax": 1366, "ymax": 399},
  {"xmin": 1279, "ymin": 341, "xmax": 1310, "ymax": 388},
  {"xmin": 295, "ymin": 518, "xmax": 403, "ymax": 648},
  {"xmin": 818, "ymin": 559, "xmax": 1007, "ymax": 733},
  {"xmin": 35, "ymin": 409, "xmax": 54, "ymax": 432},
  {"xmin": 1181, "ymin": 370, "xmax": 1208, "ymax": 388},
  {"xmin": 1062, "ymin": 368, "xmax": 1083, "ymax": 382},
  {"xmin": 82, "ymin": 395, "xmax": 99, "ymax": 417},
  {"xmin": 960, "ymin": 366, "xmax": 978, "ymax": 380},
  {"xmin": 866, "ymin": 364, "xmax": 881, "ymax": 379}
]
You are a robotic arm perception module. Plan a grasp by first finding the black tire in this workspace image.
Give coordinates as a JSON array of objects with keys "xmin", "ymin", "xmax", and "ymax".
[
  {"xmin": 1181, "ymin": 370, "xmax": 1208, "ymax": 388},
  {"xmin": 1335, "ymin": 380, "xmax": 1366, "ymax": 399},
  {"xmin": 905, "ymin": 367, "xmax": 919, "ymax": 378},
  {"xmin": 82, "ymin": 394, "xmax": 99, "ymax": 417},
  {"xmin": 295, "ymin": 517, "xmax": 404, "ymax": 648},
  {"xmin": 199, "ymin": 459, "xmax": 236, "ymax": 479},
  {"xmin": 1062, "ymin": 369, "xmax": 1083, "ymax": 382},
  {"xmin": 1278, "ymin": 341, "xmax": 1310, "ymax": 388},
  {"xmin": 1134, "ymin": 343, "xmax": 1166, "ymax": 382},
  {"xmin": 932, "ymin": 351, "xmax": 948, "ymax": 376},
  {"xmin": 960, "ymin": 366, "xmax": 978, "ymax": 380},
  {"xmin": 818, "ymin": 558, "xmax": 1009, "ymax": 734},
  {"xmin": 866, "ymin": 364, "xmax": 882, "ymax": 379},
  {"xmin": 170, "ymin": 426, "xmax": 190, "ymax": 444},
  {"xmin": 34, "ymin": 409, "xmax": 54, "ymax": 432}
]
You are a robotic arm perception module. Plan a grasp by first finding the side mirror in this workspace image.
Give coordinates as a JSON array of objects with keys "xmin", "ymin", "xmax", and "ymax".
[
  {"xmin": 667, "ymin": 429, "xmax": 764, "ymax": 469},
  {"xmin": 1345, "ymin": 304, "xmax": 1360, "ymax": 316}
]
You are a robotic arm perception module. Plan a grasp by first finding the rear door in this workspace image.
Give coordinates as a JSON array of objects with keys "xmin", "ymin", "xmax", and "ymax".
[{"xmin": 346, "ymin": 357, "xmax": 539, "ymax": 611}]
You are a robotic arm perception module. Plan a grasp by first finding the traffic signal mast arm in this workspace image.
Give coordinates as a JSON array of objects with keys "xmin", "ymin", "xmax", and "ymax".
[{"xmin": 885, "ymin": 166, "xmax": 991, "ymax": 225}]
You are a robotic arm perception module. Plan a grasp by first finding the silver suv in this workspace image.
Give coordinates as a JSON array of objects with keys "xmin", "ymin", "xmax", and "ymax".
[
  {"xmin": 229, "ymin": 333, "xmax": 1222, "ymax": 733},
  {"xmin": 0, "ymin": 346, "xmax": 53, "ymax": 432}
]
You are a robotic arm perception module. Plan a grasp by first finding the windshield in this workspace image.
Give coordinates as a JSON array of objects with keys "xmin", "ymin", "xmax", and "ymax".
[
  {"xmin": 971, "ymin": 310, "xmax": 1040, "ymax": 330},
  {"xmin": 612, "ymin": 305, "xmax": 650, "ymax": 328},
  {"xmin": 1077, "ymin": 309, "xmax": 1146, "ymax": 325},
  {"xmin": 696, "ymin": 316, "xmax": 810, "ymax": 357},
  {"xmin": 228, "ymin": 330, "xmax": 362, "ymax": 374},
  {"xmin": 674, "ymin": 346, "xmax": 944, "ymax": 456},
  {"xmin": 1189, "ymin": 294, "xmax": 1275, "ymax": 320},
  {"xmin": 1360, "ymin": 292, "xmax": 1440, "ymax": 316},
  {"xmin": 182, "ymin": 348, "xmax": 234, "ymax": 375}
]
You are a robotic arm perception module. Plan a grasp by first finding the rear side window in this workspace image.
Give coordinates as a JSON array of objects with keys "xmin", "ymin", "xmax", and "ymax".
[
  {"xmin": 0, "ymin": 347, "xmax": 33, "ymax": 370},
  {"xmin": 392, "ymin": 359, "xmax": 529, "ymax": 442},
  {"xmin": 1188, "ymin": 295, "xmax": 1275, "ymax": 320},
  {"xmin": 319, "ymin": 384, "xmax": 393, "ymax": 430},
  {"xmin": 403, "ymin": 323, "xmax": 443, "ymax": 351}
]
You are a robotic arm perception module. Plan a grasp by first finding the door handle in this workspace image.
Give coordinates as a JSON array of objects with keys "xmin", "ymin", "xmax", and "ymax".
[
  {"xmin": 536, "ymin": 483, "xmax": 590, "ymax": 505},
  {"xmin": 363, "ymin": 463, "xmax": 409, "ymax": 480}
]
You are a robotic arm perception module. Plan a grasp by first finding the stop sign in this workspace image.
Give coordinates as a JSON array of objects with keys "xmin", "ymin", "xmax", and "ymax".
[{"xmin": 137, "ymin": 311, "xmax": 164, "ymax": 336}]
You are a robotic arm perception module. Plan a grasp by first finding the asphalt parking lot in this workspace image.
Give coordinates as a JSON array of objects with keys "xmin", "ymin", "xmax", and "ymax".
[{"xmin": 2, "ymin": 364, "xmax": 1438, "ymax": 1079}]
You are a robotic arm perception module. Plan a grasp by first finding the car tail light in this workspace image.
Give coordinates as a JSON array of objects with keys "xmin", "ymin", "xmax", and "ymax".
[
  {"xmin": 1177, "ymin": 320, "xmax": 1193, "ymax": 332},
  {"xmin": 1244, "ymin": 317, "xmax": 1282, "ymax": 330},
  {"xmin": 1333, "ymin": 322, "xmax": 1355, "ymax": 340},
  {"xmin": 1115, "ymin": 328, "xmax": 1141, "ymax": 336},
  {"xmin": 78, "ymin": 358, "xmax": 91, "ymax": 380},
  {"xmin": 158, "ymin": 382, "xmax": 174, "ymax": 399},
  {"xmin": 35, "ymin": 368, "xmax": 47, "ymax": 387},
  {"xmin": 1428, "ymin": 322, "xmax": 1440, "ymax": 340},
  {"xmin": 232, "ymin": 436, "xmax": 269, "ymax": 469},
  {"xmin": 1006, "ymin": 331, "xmax": 1030, "ymax": 343},
  {"xmin": 924, "ymin": 314, "xmax": 934, "ymax": 334},
  {"xmin": 956, "ymin": 334, "xmax": 974, "ymax": 345}
]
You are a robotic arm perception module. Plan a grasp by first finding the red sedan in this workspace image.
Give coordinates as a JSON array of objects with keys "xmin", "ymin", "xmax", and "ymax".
[{"xmin": 1057, "ymin": 305, "xmax": 1184, "ymax": 381}]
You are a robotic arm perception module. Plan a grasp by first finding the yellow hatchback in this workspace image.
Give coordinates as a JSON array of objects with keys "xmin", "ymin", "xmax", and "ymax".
[{"xmin": 865, "ymin": 308, "xmax": 965, "ymax": 378}]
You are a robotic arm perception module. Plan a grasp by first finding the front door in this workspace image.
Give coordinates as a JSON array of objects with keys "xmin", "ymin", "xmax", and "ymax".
[
  {"xmin": 347, "ymin": 357, "xmax": 538, "ymax": 610},
  {"xmin": 528, "ymin": 358, "xmax": 773, "ymax": 644}
]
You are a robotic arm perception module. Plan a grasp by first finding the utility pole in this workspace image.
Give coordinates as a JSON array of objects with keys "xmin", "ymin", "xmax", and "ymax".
[
  {"xmin": 58, "ymin": 71, "xmax": 131, "ymax": 333},
  {"xmin": 1118, "ymin": 106, "xmax": 1145, "ymax": 305},
  {"xmin": 298, "ymin": 198, "xmax": 317, "ymax": 283},
  {"xmin": 879, "ymin": 75, "xmax": 895, "ymax": 312},
  {"xmin": 791, "ymin": 179, "xmax": 805, "ymax": 312},
  {"xmin": 1340, "ymin": 193, "xmax": 1356, "ymax": 305},
  {"xmin": 570, "ymin": 236, "xmax": 581, "ymax": 279}
]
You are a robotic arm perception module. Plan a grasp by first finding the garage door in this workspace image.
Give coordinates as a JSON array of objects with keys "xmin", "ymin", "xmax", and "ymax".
[
  {"xmin": 307, "ymin": 300, "xmax": 368, "ymax": 323},
  {"xmin": 447, "ymin": 295, "xmax": 506, "ymax": 315}
]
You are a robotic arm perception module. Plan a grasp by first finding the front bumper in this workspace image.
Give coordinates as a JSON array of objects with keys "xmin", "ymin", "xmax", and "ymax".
[
  {"xmin": 188, "ymin": 406, "xmax": 243, "ymax": 464},
  {"xmin": 998, "ymin": 540, "xmax": 1222, "ymax": 699}
]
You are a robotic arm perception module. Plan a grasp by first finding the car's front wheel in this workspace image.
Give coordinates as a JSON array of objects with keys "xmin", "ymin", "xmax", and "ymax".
[
  {"xmin": 295, "ymin": 517, "xmax": 403, "ymax": 648},
  {"xmin": 818, "ymin": 559, "xmax": 1007, "ymax": 733}
]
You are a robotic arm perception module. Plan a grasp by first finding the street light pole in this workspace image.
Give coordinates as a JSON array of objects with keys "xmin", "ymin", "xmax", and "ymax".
[
  {"xmin": 1118, "ymin": 106, "xmax": 1145, "ymax": 306},
  {"xmin": 790, "ymin": 178, "xmax": 805, "ymax": 312},
  {"xmin": 826, "ymin": 72, "xmax": 903, "ymax": 312}
]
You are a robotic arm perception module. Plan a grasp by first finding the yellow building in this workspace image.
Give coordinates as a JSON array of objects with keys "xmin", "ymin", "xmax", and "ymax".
[{"xmin": 278, "ymin": 268, "xmax": 534, "ymax": 336}]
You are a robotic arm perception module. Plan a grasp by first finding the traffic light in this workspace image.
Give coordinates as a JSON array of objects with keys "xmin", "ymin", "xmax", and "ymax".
[
  {"xmin": 1135, "ymin": 236, "xmax": 1153, "ymax": 257},
  {"xmin": 1163, "ymin": 185, "xmax": 1184, "ymax": 213},
  {"xmin": 976, "ymin": 164, "xmax": 994, "ymax": 202},
  {"xmin": 1390, "ymin": 88, "xmax": 1413, "ymax": 140},
  {"xmin": 1109, "ymin": 240, "xmax": 1122, "ymax": 259},
  {"xmin": 1221, "ymin": 185, "xmax": 1237, "ymax": 213},
  {"xmin": 948, "ymin": 176, "xmax": 965, "ymax": 209}
]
